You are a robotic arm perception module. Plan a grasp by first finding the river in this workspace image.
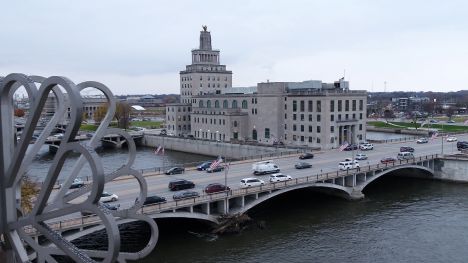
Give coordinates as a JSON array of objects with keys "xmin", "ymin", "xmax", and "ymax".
[{"xmin": 136, "ymin": 175, "xmax": 468, "ymax": 263}]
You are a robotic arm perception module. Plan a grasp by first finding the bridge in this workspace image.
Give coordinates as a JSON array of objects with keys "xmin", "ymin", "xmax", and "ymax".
[{"xmin": 24, "ymin": 154, "xmax": 438, "ymax": 242}]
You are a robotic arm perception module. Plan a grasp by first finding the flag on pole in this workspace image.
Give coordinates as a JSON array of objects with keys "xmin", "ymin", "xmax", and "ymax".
[
  {"xmin": 431, "ymin": 132, "xmax": 438, "ymax": 140},
  {"xmin": 209, "ymin": 156, "xmax": 223, "ymax": 170},
  {"xmin": 339, "ymin": 142, "xmax": 349, "ymax": 151}
]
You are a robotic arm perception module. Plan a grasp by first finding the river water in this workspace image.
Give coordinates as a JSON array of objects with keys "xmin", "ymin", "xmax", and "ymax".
[{"xmin": 138, "ymin": 175, "xmax": 468, "ymax": 263}]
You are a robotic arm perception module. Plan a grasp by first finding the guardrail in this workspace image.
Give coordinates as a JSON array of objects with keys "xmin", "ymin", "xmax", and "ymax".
[{"xmin": 24, "ymin": 154, "xmax": 438, "ymax": 236}]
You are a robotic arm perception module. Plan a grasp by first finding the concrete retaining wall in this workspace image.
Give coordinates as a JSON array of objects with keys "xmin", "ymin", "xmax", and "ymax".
[
  {"xmin": 143, "ymin": 134, "xmax": 288, "ymax": 159},
  {"xmin": 434, "ymin": 156, "xmax": 468, "ymax": 182},
  {"xmin": 367, "ymin": 126, "xmax": 428, "ymax": 135}
]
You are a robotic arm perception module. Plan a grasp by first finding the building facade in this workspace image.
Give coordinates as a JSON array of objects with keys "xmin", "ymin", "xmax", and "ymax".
[{"xmin": 166, "ymin": 27, "xmax": 367, "ymax": 149}]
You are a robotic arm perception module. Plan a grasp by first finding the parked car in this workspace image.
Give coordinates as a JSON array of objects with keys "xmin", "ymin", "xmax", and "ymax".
[
  {"xmin": 168, "ymin": 179, "xmax": 195, "ymax": 191},
  {"xmin": 416, "ymin": 137, "xmax": 429, "ymax": 144},
  {"xmin": 381, "ymin": 157, "xmax": 397, "ymax": 164},
  {"xmin": 446, "ymin": 136, "xmax": 458, "ymax": 142},
  {"xmin": 165, "ymin": 167, "xmax": 185, "ymax": 175},
  {"xmin": 359, "ymin": 143, "xmax": 374, "ymax": 151},
  {"xmin": 299, "ymin": 153, "xmax": 314, "ymax": 159},
  {"xmin": 206, "ymin": 166, "xmax": 225, "ymax": 173},
  {"xmin": 355, "ymin": 153, "xmax": 368, "ymax": 160},
  {"xmin": 70, "ymin": 178, "xmax": 85, "ymax": 189},
  {"xmin": 295, "ymin": 162, "xmax": 312, "ymax": 169},
  {"xmin": 400, "ymin": 146, "xmax": 415, "ymax": 152},
  {"xmin": 457, "ymin": 141, "xmax": 468, "ymax": 150},
  {"xmin": 99, "ymin": 192, "xmax": 119, "ymax": 202},
  {"xmin": 136, "ymin": 195, "xmax": 167, "ymax": 205},
  {"xmin": 82, "ymin": 202, "xmax": 119, "ymax": 216},
  {"xmin": 338, "ymin": 160, "xmax": 360, "ymax": 170},
  {"xmin": 173, "ymin": 191, "xmax": 200, "ymax": 200},
  {"xmin": 447, "ymin": 120, "xmax": 455, "ymax": 123},
  {"xmin": 269, "ymin": 173, "xmax": 292, "ymax": 183},
  {"xmin": 197, "ymin": 161, "xmax": 212, "ymax": 171},
  {"xmin": 430, "ymin": 119, "xmax": 438, "ymax": 123},
  {"xmin": 343, "ymin": 144, "xmax": 358, "ymax": 151},
  {"xmin": 240, "ymin": 178, "xmax": 265, "ymax": 188},
  {"xmin": 204, "ymin": 183, "xmax": 230, "ymax": 194}
]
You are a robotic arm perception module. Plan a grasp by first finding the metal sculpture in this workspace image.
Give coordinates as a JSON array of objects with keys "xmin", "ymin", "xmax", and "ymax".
[{"xmin": 0, "ymin": 73, "xmax": 158, "ymax": 262}]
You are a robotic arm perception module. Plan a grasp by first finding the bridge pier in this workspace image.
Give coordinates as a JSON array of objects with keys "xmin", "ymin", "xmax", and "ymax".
[
  {"xmin": 201, "ymin": 203, "xmax": 210, "ymax": 215},
  {"xmin": 349, "ymin": 189, "xmax": 365, "ymax": 200}
]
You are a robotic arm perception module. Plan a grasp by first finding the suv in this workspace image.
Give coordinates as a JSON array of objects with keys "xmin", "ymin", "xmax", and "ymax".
[
  {"xmin": 168, "ymin": 179, "xmax": 195, "ymax": 191},
  {"xmin": 400, "ymin": 146, "xmax": 415, "ymax": 152},
  {"xmin": 299, "ymin": 153, "xmax": 314, "ymax": 159},
  {"xmin": 457, "ymin": 141, "xmax": 468, "ymax": 150},
  {"xmin": 416, "ymin": 137, "xmax": 429, "ymax": 144},
  {"xmin": 165, "ymin": 167, "xmax": 185, "ymax": 175},
  {"xmin": 197, "ymin": 162, "xmax": 212, "ymax": 171},
  {"xmin": 240, "ymin": 178, "xmax": 265, "ymax": 188},
  {"xmin": 359, "ymin": 143, "xmax": 374, "ymax": 150},
  {"xmin": 204, "ymin": 183, "xmax": 230, "ymax": 194},
  {"xmin": 338, "ymin": 160, "xmax": 360, "ymax": 170}
]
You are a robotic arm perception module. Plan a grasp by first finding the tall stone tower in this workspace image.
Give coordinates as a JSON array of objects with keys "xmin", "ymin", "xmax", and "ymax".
[{"xmin": 179, "ymin": 26, "xmax": 232, "ymax": 104}]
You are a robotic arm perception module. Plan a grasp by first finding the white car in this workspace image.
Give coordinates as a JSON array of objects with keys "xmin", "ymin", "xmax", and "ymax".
[
  {"xmin": 240, "ymin": 178, "xmax": 265, "ymax": 188},
  {"xmin": 99, "ymin": 192, "xmax": 119, "ymax": 202},
  {"xmin": 355, "ymin": 153, "xmax": 368, "ymax": 160},
  {"xmin": 359, "ymin": 143, "xmax": 374, "ymax": 150},
  {"xmin": 269, "ymin": 173, "xmax": 292, "ymax": 183},
  {"xmin": 446, "ymin": 136, "xmax": 458, "ymax": 142}
]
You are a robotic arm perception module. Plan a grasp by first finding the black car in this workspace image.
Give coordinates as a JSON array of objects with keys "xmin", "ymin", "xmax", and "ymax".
[
  {"xmin": 173, "ymin": 191, "xmax": 200, "ymax": 200},
  {"xmin": 197, "ymin": 162, "xmax": 212, "ymax": 171},
  {"xmin": 457, "ymin": 141, "xmax": 468, "ymax": 150},
  {"xmin": 343, "ymin": 144, "xmax": 358, "ymax": 151},
  {"xmin": 165, "ymin": 167, "xmax": 185, "ymax": 175},
  {"xmin": 295, "ymin": 162, "xmax": 312, "ymax": 169},
  {"xmin": 168, "ymin": 179, "xmax": 195, "ymax": 191},
  {"xmin": 299, "ymin": 153, "xmax": 314, "ymax": 159},
  {"xmin": 207, "ymin": 166, "xmax": 225, "ymax": 173},
  {"xmin": 136, "ymin": 195, "xmax": 167, "ymax": 205},
  {"xmin": 400, "ymin": 146, "xmax": 415, "ymax": 152}
]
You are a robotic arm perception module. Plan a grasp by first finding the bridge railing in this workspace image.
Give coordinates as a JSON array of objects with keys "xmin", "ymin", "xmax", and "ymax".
[{"xmin": 24, "ymin": 153, "xmax": 438, "ymax": 235}]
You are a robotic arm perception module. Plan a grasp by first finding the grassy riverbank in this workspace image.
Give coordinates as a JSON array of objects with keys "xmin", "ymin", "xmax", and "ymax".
[{"xmin": 367, "ymin": 121, "xmax": 468, "ymax": 133}]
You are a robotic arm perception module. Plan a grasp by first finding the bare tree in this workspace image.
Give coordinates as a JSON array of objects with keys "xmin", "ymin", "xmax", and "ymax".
[
  {"xmin": 115, "ymin": 102, "xmax": 131, "ymax": 129},
  {"xmin": 21, "ymin": 176, "xmax": 40, "ymax": 214},
  {"xmin": 94, "ymin": 103, "xmax": 109, "ymax": 124}
]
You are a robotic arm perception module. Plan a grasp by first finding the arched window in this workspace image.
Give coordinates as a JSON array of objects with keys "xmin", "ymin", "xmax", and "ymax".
[
  {"xmin": 207, "ymin": 100, "xmax": 211, "ymax": 108},
  {"xmin": 242, "ymin": 100, "xmax": 248, "ymax": 109},
  {"xmin": 214, "ymin": 100, "xmax": 220, "ymax": 108},
  {"xmin": 199, "ymin": 100, "xmax": 204, "ymax": 108},
  {"xmin": 223, "ymin": 100, "xmax": 228, "ymax": 108},
  {"xmin": 233, "ymin": 121, "xmax": 238, "ymax": 127},
  {"xmin": 232, "ymin": 100, "xmax": 238, "ymax": 108}
]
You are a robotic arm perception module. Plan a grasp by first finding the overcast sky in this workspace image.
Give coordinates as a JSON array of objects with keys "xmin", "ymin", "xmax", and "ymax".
[{"xmin": 1, "ymin": 0, "xmax": 467, "ymax": 95}]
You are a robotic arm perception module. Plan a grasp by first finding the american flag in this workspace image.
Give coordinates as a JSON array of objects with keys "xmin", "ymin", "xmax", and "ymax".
[
  {"xmin": 209, "ymin": 156, "xmax": 223, "ymax": 170},
  {"xmin": 154, "ymin": 146, "xmax": 164, "ymax": 155},
  {"xmin": 431, "ymin": 132, "xmax": 438, "ymax": 140},
  {"xmin": 339, "ymin": 142, "xmax": 349, "ymax": 151}
]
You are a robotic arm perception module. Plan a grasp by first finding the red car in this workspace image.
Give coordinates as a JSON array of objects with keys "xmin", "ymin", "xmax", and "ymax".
[
  {"xmin": 381, "ymin": 157, "xmax": 397, "ymax": 164},
  {"xmin": 204, "ymin": 183, "xmax": 230, "ymax": 194}
]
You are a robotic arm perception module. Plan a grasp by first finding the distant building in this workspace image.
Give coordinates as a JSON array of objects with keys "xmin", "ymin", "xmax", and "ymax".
[{"xmin": 166, "ymin": 27, "xmax": 367, "ymax": 149}]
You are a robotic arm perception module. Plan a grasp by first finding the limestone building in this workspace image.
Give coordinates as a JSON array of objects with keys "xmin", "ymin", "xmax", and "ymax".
[{"xmin": 166, "ymin": 27, "xmax": 367, "ymax": 149}]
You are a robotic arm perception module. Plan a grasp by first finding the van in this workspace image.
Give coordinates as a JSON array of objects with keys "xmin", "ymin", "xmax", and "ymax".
[
  {"xmin": 397, "ymin": 152, "xmax": 414, "ymax": 160},
  {"xmin": 338, "ymin": 160, "xmax": 360, "ymax": 170},
  {"xmin": 252, "ymin": 161, "xmax": 280, "ymax": 175}
]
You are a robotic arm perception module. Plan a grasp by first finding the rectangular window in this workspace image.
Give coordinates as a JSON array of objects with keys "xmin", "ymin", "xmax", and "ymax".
[
  {"xmin": 338, "ymin": 100, "xmax": 342, "ymax": 112},
  {"xmin": 293, "ymin": 100, "xmax": 297, "ymax": 112},
  {"xmin": 309, "ymin": 125, "xmax": 312, "ymax": 132},
  {"xmin": 352, "ymin": 100, "xmax": 356, "ymax": 111},
  {"xmin": 359, "ymin": 124, "xmax": 363, "ymax": 130},
  {"xmin": 338, "ymin": 114, "xmax": 341, "ymax": 121},
  {"xmin": 285, "ymin": 113, "xmax": 287, "ymax": 119},
  {"xmin": 317, "ymin": 126, "xmax": 321, "ymax": 133},
  {"xmin": 284, "ymin": 124, "xmax": 287, "ymax": 130},
  {"xmin": 317, "ymin": 114, "xmax": 321, "ymax": 122},
  {"xmin": 353, "ymin": 113, "xmax": 356, "ymax": 119},
  {"xmin": 293, "ymin": 114, "xmax": 297, "ymax": 121},
  {"xmin": 330, "ymin": 100, "xmax": 335, "ymax": 112},
  {"xmin": 308, "ymin": 101, "xmax": 313, "ymax": 112},
  {"xmin": 360, "ymin": 113, "xmax": 363, "ymax": 120},
  {"xmin": 330, "ymin": 126, "xmax": 335, "ymax": 132},
  {"xmin": 301, "ymin": 136, "xmax": 305, "ymax": 142},
  {"xmin": 301, "ymin": 125, "xmax": 304, "ymax": 132},
  {"xmin": 309, "ymin": 114, "xmax": 312, "ymax": 121},
  {"xmin": 316, "ymin": 101, "xmax": 321, "ymax": 112},
  {"xmin": 293, "ymin": 124, "xmax": 297, "ymax": 131},
  {"xmin": 359, "ymin": 100, "xmax": 364, "ymax": 111},
  {"xmin": 300, "ymin": 114, "xmax": 304, "ymax": 121},
  {"xmin": 300, "ymin": 101, "xmax": 305, "ymax": 111},
  {"xmin": 331, "ymin": 115, "xmax": 334, "ymax": 121},
  {"xmin": 265, "ymin": 128, "xmax": 270, "ymax": 139},
  {"xmin": 345, "ymin": 100, "xmax": 349, "ymax": 111},
  {"xmin": 309, "ymin": 137, "xmax": 312, "ymax": 142},
  {"xmin": 293, "ymin": 135, "xmax": 297, "ymax": 141}
]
